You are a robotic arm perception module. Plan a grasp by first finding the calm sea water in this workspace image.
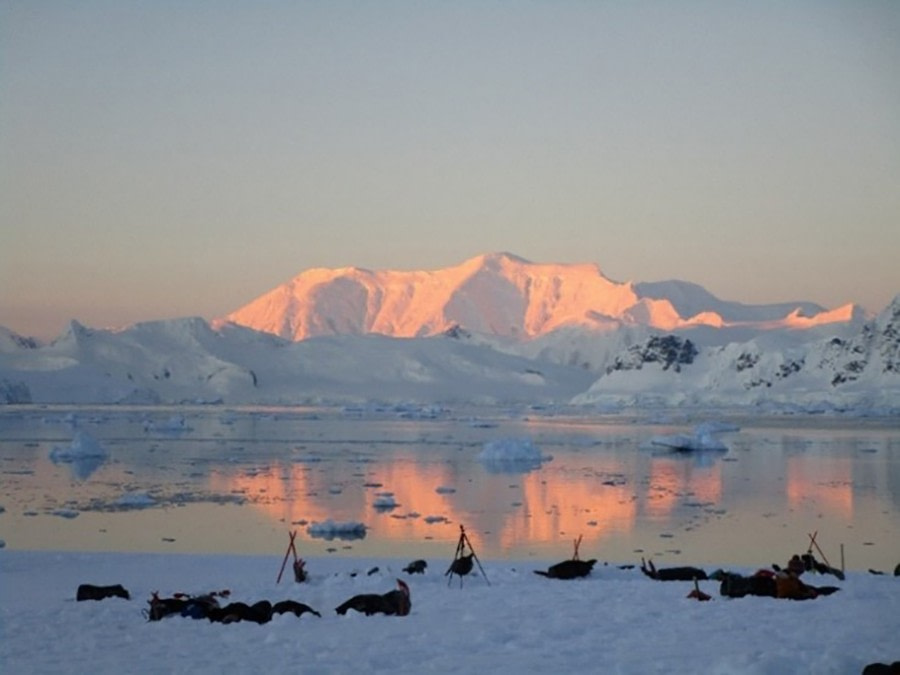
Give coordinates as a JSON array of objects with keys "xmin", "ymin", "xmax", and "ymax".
[{"xmin": 1, "ymin": 405, "xmax": 898, "ymax": 572}]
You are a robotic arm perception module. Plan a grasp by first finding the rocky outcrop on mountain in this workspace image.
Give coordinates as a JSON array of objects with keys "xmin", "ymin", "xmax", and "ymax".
[
  {"xmin": 573, "ymin": 296, "xmax": 900, "ymax": 410},
  {"xmin": 0, "ymin": 327, "xmax": 41, "ymax": 353},
  {"xmin": 815, "ymin": 295, "xmax": 900, "ymax": 385},
  {"xmin": 0, "ymin": 379, "xmax": 31, "ymax": 404},
  {"xmin": 605, "ymin": 336, "xmax": 699, "ymax": 374}
]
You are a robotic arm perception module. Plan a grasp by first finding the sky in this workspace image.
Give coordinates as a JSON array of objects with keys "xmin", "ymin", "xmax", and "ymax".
[{"xmin": 2, "ymin": 1, "xmax": 899, "ymax": 341}]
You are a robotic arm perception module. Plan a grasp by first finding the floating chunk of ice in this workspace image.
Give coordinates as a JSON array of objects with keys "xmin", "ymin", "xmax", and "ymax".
[
  {"xmin": 373, "ymin": 494, "xmax": 398, "ymax": 510},
  {"xmin": 307, "ymin": 520, "xmax": 367, "ymax": 541},
  {"xmin": 114, "ymin": 492, "xmax": 156, "ymax": 509},
  {"xmin": 478, "ymin": 437, "xmax": 552, "ymax": 474}
]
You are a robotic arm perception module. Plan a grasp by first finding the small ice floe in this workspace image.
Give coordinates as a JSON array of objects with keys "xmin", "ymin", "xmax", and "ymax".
[
  {"xmin": 219, "ymin": 413, "xmax": 237, "ymax": 425},
  {"xmin": 49, "ymin": 431, "xmax": 107, "ymax": 462},
  {"xmin": 435, "ymin": 486, "xmax": 456, "ymax": 495},
  {"xmin": 478, "ymin": 438, "xmax": 552, "ymax": 474},
  {"xmin": 143, "ymin": 415, "xmax": 191, "ymax": 433},
  {"xmin": 695, "ymin": 421, "xmax": 740, "ymax": 434},
  {"xmin": 307, "ymin": 520, "xmax": 367, "ymax": 541},
  {"xmin": 424, "ymin": 515, "xmax": 449, "ymax": 524},
  {"xmin": 393, "ymin": 404, "xmax": 444, "ymax": 419},
  {"xmin": 372, "ymin": 493, "xmax": 398, "ymax": 511},
  {"xmin": 113, "ymin": 492, "xmax": 156, "ymax": 510},
  {"xmin": 647, "ymin": 421, "xmax": 737, "ymax": 453},
  {"xmin": 49, "ymin": 431, "xmax": 108, "ymax": 480},
  {"xmin": 52, "ymin": 509, "xmax": 80, "ymax": 519}
]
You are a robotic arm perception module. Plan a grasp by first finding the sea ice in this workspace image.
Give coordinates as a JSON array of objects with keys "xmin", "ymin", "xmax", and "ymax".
[
  {"xmin": 307, "ymin": 520, "xmax": 367, "ymax": 541},
  {"xmin": 114, "ymin": 492, "xmax": 156, "ymax": 509},
  {"xmin": 49, "ymin": 431, "xmax": 108, "ymax": 462},
  {"xmin": 647, "ymin": 421, "xmax": 736, "ymax": 452},
  {"xmin": 477, "ymin": 437, "xmax": 552, "ymax": 473},
  {"xmin": 373, "ymin": 494, "xmax": 398, "ymax": 510}
]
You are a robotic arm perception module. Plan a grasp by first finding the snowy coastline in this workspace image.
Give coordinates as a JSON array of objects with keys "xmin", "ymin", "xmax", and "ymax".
[{"xmin": 2, "ymin": 550, "xmax": 898, "ymax": 674}]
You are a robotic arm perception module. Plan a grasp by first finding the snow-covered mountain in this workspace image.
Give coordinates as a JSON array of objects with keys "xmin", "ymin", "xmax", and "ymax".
[
  {"xmin": 571, "ymin": 296, "xmax": 900, "ymax": 411},
  {"xmin": 1, "ymin": 253, "xmax": 896, "ymax": 411},
  {"xmin": 0, "ymin": 326, "xmax": 41, "ymax": 353},
  {"xmin": 224, "ymin": 252, "xmax": 863, "ymax": 341},
  {"xmin": 0, "ymin": 317, "xmax": 597, "ymax": 406},
  {"xmin": 1, "ymin": 296, "xmax": 897, "ymax": 411}
]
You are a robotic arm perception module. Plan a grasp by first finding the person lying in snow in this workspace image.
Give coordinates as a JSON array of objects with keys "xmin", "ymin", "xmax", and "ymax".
[
  {"xmin": 718, "ymin": 568, "xmax": 840, "ymax": 600},
  {"xmin": 640, "ymin": 558, "xmax": 708, "ymax": 581},
  {"xmin": 76, "ymin": 583, "xmax": 130, "ymax": 602},
  {"xmin": 335, "ymin": 579, "xmax": 411, "ymax": 617},
  {"xmin": 146, "ymin": 590, "xmax": 224, "ymax": 621},
  {"xmin": 534, "ymin": 558, "xmax": 597, "ymax": 580},
  {"xmin": 772, "ymin": 552, "xmax": 845, "ymax": 580},
  {"xmin": 146, "ymin": 590, "xmax": 320, "ymax": 623}
]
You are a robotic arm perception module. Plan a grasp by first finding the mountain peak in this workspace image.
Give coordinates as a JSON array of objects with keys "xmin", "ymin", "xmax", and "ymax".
[
  {"xmin": 470, "ymin": 251, "xmax": 531, "ymax": 267},
  {"xmin": 224, "ymin": 253, "xmax": 860, "ymax": 342}
]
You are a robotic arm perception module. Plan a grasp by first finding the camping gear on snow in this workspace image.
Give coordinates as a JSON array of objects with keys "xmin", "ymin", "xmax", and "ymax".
[
  {"xmin": 277, "ymin": 530, "xmax": 308, "ymax": 584},
  {"xmin": 335, "ymin": 579, "xmax": 411, "ymax": 616},
  {"xmin": 535, "ymin": 535, "xmax": 597, "ymax": 579},
  {"xmin": 640, "ymin": 558, "xmax": 708, "ymax": 581},
  {"xmin": 445, "ymin": 525, "xmax": 490, "ymax": 587}
]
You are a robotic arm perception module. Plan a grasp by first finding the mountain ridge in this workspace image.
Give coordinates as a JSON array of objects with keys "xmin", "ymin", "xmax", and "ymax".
[
  {"xmin": 224, "ymin": 252, "xmax": 862, "ymax": 341},
  {"xmin": 1, "ymin": 295, "xmax": 896, "ymax": 411},
  {"xmin": 2, "ymin": 253, "xmax": 895, "ymax": 411}
]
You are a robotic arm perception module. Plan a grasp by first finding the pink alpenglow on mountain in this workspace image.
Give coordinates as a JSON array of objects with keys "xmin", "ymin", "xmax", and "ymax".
[{"xmin": 224, "ymin": 253, "xmax": 859, "ymax": 341}]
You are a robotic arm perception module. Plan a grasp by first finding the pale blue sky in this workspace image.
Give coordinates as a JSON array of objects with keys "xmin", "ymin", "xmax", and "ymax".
[{"xmin": 2, "ymin": 1, "xmax": 898, "ymax": 340}]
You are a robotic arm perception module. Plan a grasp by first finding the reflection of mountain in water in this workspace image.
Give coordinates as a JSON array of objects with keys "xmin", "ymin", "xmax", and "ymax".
[{"xmin": 8, "ymin": 409, "xmax": 897, "ymax": 569}]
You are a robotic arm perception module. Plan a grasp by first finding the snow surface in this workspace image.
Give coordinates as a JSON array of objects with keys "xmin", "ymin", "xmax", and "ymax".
[{"xmin": 1, "ymin": 550, "xmax": 897, "ymax": 674}]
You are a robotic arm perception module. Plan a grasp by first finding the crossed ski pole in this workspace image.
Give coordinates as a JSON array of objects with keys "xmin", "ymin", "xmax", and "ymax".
[{"xmin": 277, "ymin": 530, "xmax": 303, "ymax": 584}]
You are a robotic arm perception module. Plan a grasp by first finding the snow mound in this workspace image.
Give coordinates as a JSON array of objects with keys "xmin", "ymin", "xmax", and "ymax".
[{"xmin": 477, "ymin": 437, "xmax": 552, "ymax": 474}]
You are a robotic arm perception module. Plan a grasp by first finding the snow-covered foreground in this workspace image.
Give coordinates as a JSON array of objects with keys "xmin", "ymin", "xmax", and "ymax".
[{"xmin": 2, "ymin": 551, "xmax": 897, "ymax": 674}]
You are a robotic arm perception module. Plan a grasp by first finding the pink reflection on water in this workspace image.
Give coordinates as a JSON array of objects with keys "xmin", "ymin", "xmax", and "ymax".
[
  {"xmin": 786, "ymin": 456, "xmax": 853, "ymax": 518},
  {"xmin": 643, "ymin": 457, "xmax": 722, "ymax": 519}
]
